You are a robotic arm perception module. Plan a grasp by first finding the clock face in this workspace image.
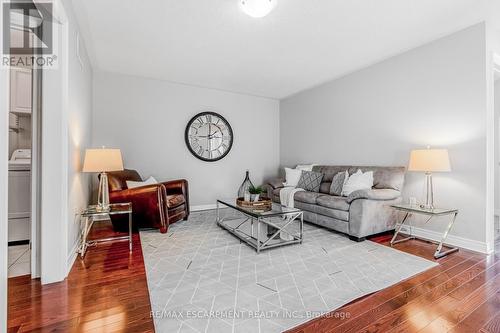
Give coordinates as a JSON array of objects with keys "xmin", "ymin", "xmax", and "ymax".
[{"xmin": 185, "ymin": 112, "xmax": 233, "ymax": 162}]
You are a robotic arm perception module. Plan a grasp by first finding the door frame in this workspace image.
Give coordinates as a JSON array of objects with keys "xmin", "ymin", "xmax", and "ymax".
[
  {"xmin": 0, "ymin": 5, "xmax": 9, "ymax": 332},
  {"xmin": 0, "ymin": 56, "xmax": 8, "ymax": 333},
  {"xmin": 492, "ymin": 52, "xmax": 500, "ymax": 254},
  {"xmin": 30, "ymin": 66, "xmax": 41, "ymax": 278}
]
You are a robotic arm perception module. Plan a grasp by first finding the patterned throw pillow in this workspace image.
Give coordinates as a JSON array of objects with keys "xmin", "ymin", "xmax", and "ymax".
[
  {"xmin": 329, "ymin": 170, "xmax": 348, "ymax": 196},
  {"xmin": 297, "ymin": 171, "xmax": 323, "ymax": 192}
]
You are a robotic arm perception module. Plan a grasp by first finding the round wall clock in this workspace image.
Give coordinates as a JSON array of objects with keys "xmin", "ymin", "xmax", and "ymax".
[{"xmin": 185, "ymin": 112, "xmax": 233, "ymax": 162}]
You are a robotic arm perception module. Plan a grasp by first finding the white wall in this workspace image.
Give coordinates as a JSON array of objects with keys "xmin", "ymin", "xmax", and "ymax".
[
  {"xmin": 280, "ymin": 24, "xmax": 490, "ymax": 252},
  {"xmin": 65, "ymin": 3, "xmax": 93, "ymax": 272},
  {"xmin": 40, "ymin": 0, "xmax": 93, "ymax": 283},
  {"xmin": 92, "ymin": 72, "xmax": 279, "ymax": 208}
]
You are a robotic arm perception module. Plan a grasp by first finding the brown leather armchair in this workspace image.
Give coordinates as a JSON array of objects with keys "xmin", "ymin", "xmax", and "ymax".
[{"xmin": 106, "ymin": 169, "xmax": 189, "ymax": 233}]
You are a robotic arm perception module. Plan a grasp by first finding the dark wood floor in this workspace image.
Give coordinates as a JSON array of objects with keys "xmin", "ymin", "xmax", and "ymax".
[
  {"xmin": 7, "ymin": 222, "xmax": 154, "ymax": 333},
  {"xmin": 7, "ymin": 223, "xmax": 500, "ymax": 332}
]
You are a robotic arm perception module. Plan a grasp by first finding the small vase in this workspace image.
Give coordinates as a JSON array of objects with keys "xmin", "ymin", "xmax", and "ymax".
[
  {"xmin": 238, "ymin": 170, "xmax": 254, "ymax": 199},
  {"xmin": 253, "ymin": 194, "xmax": 260, "ymax": 202}
]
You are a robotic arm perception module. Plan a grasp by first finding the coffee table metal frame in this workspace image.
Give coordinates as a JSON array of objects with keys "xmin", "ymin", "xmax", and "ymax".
[{"xmin": 216, "ymin": 199, "xmax": 303, "ymax": 253}]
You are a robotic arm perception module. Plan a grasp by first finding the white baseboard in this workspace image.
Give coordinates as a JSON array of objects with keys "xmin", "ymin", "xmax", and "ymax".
[
  {"xmin": 191, "ymin": 204, "xmax": 218, "ymax": 212},
  {"xmin": 398, "ymin": 225, "xmax": 491, "ymax": 254},
  {"xmin": 67, "ymin": 240, "xmax": 80, "ymax": 276}
]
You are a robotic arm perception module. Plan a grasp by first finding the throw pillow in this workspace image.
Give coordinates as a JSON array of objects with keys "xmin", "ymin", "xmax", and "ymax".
[
  {"xmin": 296, "ymin": 164, "xmax": 316, "ymax": 172},
  {"xmin": 329, "ymin": 170, "xmax": 348, "ymax": 196},
  {"xmin": 341, "ymin": 170, "xmax": 374, "ymax": 196},
  {"xmin": 126, "ymin": 176, "xmax": 158, "ymax": 189},
  {"xmin": 297, "ymin": 171, "xmax": 323, "ymax": 192},
  {"xmin": 283, "ymin": 167, "xmax": 302, "ymax": 187}
]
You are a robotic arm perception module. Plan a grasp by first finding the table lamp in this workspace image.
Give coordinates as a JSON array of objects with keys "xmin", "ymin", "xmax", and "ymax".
[
  {"xmin": 408, "ymin": 147, "xmax": 451, "ymax": 209},
  {"xmin": 82, "ymin": 148, "xmax": 124, "ymax": 210}
]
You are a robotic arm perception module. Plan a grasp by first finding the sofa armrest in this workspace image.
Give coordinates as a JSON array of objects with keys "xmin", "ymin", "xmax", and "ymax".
[
  {"xmin": 349, "ymin": 197, "xmax": 403, "ymax": 238},
  {"xmin": 346, "ymin": 189, "xmax": 401, "ymax": 203},
  {"xmin": 267, "ymin": 178, "xmax": 285, "ymax": 190}
]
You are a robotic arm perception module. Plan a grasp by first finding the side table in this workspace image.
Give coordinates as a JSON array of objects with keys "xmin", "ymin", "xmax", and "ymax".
[
  {"xmin": 390, "ymin": 204, "xmax": 459, "ymax": 259},
  {"xmin": 78, "ymin": 203, "xmax": 133, "ymax": 258}
]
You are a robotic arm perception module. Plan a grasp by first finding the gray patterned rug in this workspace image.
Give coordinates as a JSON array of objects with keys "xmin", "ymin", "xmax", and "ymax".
[{"xmin": 140, "ymin": 209, "xmax": 437, "ymax": 333}]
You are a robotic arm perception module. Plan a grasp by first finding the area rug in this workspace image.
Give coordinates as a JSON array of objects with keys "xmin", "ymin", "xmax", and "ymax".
[{"xmin": 140, "ymin": 209, "xmax": 437, "ymax": 333}]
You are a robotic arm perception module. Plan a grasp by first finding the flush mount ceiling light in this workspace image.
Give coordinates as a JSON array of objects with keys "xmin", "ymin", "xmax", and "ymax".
[{"xmin": 240, "ymin": 0, "xmax": 277, "ymax": 18}]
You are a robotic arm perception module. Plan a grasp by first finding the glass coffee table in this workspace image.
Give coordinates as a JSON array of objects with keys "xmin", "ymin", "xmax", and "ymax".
[{"xmin": 216, "ymin": 199, "xmax": 303, "ymax": 253}]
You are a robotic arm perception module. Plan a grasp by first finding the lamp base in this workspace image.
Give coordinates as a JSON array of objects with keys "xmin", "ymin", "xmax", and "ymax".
[
  {"xmin": 97, "ymin": 172, "xmax": 110, "ymax": 211},
  {"xmin": 424, "ymin": 172, "xmax": 434, "ymax": 209}
]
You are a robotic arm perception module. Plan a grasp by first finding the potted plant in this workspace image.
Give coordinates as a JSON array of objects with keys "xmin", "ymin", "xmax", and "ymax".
[{"xmin": 248, "ymin": 185, "xmax": 263, "ymax": 202}]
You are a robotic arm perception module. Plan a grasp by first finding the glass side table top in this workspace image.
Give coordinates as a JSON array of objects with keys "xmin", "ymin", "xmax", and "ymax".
[
  {"xmin": 391, "ymin": 204, "xmax": 458, "ymax": 216},
  {"xmin": 81, "ymin": 203, "xmax": 132, "ymax": 217},
  {"xmin": 217, "ymin": 198, "xmax": 301, "ymax": 218}
]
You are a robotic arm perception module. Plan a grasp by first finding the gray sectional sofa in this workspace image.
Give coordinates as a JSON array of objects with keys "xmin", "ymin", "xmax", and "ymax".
[{"xmin": 266, "ymin": 165, "xmax": 406, "ymax": 241}]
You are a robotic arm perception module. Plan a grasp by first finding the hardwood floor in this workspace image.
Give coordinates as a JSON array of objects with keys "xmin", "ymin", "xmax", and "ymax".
[
  {"xmin": 7, "ymin": 222, "xmax": 155, "ymax": 333},
  {"xmin": 7, "ymin": 224, "xmax": 500, "ymax": 332}
]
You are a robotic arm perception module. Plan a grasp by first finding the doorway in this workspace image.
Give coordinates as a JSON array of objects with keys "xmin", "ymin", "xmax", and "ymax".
[{"xmin": 7, "ymin": 15, "xmax": 41, "ymax": 278}]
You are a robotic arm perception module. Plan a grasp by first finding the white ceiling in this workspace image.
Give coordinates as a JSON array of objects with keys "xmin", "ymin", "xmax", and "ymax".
[{"xmin": 72, "ymin": 0, "xmax": 489, "ymax": 99}]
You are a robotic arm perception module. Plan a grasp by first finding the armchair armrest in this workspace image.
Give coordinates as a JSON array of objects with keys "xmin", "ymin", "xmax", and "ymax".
[
  {"xmin": 109, "ymin": 184, "xmax": 167, "ymax": 231},
  {"xmin": 347, "ymin": 189, "xmax": 401, "ymax": 203},
  {"xmin": 266, "ymin": 178, "xmax": 285, "ymax": 190},
  {"xmin": 161, "ymin": 179, "xmax": 188, "ymax": 193},
  {"xmin": 160, "ymin": 179, "xmax": 189, "ymax": 215}
]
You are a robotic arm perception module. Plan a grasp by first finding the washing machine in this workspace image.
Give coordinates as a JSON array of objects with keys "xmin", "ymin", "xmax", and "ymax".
[{"xmin": 8, "ymin": 149, "xmax": 31, "ymax": 243}]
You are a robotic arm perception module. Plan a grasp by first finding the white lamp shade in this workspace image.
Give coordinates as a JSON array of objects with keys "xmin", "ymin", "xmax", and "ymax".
[
  {"xmin": 408, "ymin": 149, "xmax": 451, "ymax": 172},
  {"xmin": 240, "ymin": 0, "xmax": 277, "ymax": 18},
  {"xmin": 82, "ymin": 148, "xmax": 124, "ymax": 173}
]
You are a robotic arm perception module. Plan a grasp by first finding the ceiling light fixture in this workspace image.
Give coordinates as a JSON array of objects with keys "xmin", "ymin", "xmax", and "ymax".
[{"xmin": 240, "ymin": 0, "xmax": 277, "ymax": 18}]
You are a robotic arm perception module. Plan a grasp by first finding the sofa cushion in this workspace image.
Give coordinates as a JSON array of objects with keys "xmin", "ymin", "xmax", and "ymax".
[
  {"xmin": 294, "ymin": 191, "xmax": 323, "ymax": 204},
  {"xmin": 295, "ymin": 201, "xmax": 349, "ymax": 223},
  {"xmin": 166, "ymin": 194, "xmax": 185, "ymax": 208},
  {"xmin": 297, "ymin": 171, "xmax": 323, "ymax": 192},
  {"xmin": 319, "ymin": 182, "xmax": 331, "ymax": 194},
  {"xmin": 168, "ymin": 204, "xmax": 187, "ymax": 223},
  {"xmin": 313, "ymin": 165, "xmax": 405, "ymax": 191},
  {"xmin": 316, "ymin": 195, "xmax": 350, "ymax": 211},
  {"xmin": 370, "ymin": 167, "xmax": 405, "ymax": 191},
  {"xmin": 315, "ymin": 205, "xmax": 349, "ymax": 221}
]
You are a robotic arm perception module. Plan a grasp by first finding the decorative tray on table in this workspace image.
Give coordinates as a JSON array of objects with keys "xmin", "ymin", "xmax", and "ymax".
[{"xmin": 236, "ymin": 197, "xmax": 272, "ymax": 211}]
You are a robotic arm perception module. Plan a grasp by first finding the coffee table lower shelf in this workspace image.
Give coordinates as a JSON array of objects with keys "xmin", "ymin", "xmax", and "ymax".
[{"xmin": 216, "ymin": 200, "xmax": 303, "ymax": 253}]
